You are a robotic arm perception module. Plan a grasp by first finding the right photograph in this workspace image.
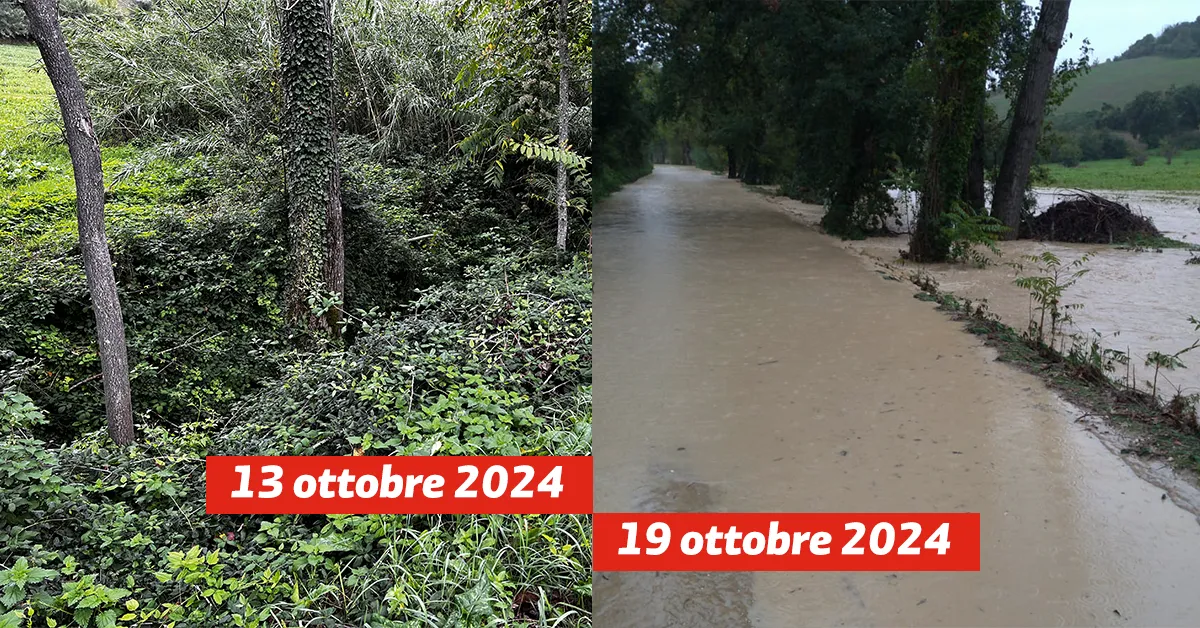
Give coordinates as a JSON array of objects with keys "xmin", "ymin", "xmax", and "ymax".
[{"xmin": 593, "ymin": 0, "xmax": 1200, "ymax": 625}]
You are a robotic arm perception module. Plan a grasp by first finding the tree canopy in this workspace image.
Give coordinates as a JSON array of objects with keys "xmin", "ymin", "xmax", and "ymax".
[
  {"xmin": 1118, "ymin": 17, "xmax": 1200, "ymax": 60},
  {"xmin": 604, "ymin": 0, "xmax": 1092, "ymax": 261}
]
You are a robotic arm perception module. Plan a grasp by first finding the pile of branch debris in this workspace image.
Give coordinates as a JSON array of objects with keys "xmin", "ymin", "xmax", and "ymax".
[{"xmin": 1020, "ymin": 190, "xmax": 1161, "ymax": 243}]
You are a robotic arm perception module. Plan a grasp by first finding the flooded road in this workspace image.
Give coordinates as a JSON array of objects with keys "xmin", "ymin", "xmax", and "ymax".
[{"xmin": 593, "ymin": 166, "xmax": 1200, "ymax": 626}]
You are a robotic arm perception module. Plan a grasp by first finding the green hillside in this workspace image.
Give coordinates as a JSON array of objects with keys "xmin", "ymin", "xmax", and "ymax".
[{"xmin": 990, "ymin": 56, "xmax": 1200, "ymax": 117}]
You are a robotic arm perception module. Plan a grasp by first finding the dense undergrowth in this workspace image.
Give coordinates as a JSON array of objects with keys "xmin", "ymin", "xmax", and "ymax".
[{"xmin": 0, "ymin": 0, "xmax": 592, "ymax": 623}]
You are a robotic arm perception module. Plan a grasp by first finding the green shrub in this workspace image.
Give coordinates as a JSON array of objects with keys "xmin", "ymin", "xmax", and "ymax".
[
  {"xmin": 1058, "ymin": 141, "xmax": 1082, "ymax": 167},
  {"xmin": 1076, "ymin": 129, "xmax": 1129, "ymax": 161},
  {"xmin": 1129, "ymin": 146, "xmax": 1148, "ymax": 166}
]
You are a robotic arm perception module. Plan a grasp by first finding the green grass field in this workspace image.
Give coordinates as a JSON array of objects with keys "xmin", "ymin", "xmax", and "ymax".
[
  {"xmin": 1, "ymin": 43, "xmax": 139, "ymax": 236},
  {"xmin": 1043, "ymin": 148, "xmax": 1200, "ymax": 191},
  {"xmin": 991, "ymin": 56, "xmax": 1200, "ymax": 117},
  {"xmin": 0, "ymin": 44, "xmax": 59, "ymax": 156}
]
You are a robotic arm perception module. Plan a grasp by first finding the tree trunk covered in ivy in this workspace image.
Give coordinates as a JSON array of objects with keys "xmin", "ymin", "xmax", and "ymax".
[
  {"xmin": 23, "ymin": 0, "xmax": 136, "ymax": 445},
  {"xmin": 280, "ymin": 0, "xmax": 343, "ymax": 334},
  {"xmin": 991, "ymin": 0, "xmax": 1071, "ymax": 237},
  {"xmin": 910, "ymin": 0, "xmax": 1001, "ymax": 262},
  {"xmin": 554, "ymin": 0, "xmax": 570, "ymax": 250}
]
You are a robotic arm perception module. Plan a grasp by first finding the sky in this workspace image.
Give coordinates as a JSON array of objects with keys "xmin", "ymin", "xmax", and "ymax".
[{"xmin": 1051, "ymin": 0, "xmax": 1200, "ymax": 64}]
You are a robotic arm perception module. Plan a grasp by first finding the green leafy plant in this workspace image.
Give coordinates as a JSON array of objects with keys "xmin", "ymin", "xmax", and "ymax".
[
  {"xmin": 0, "ymin": 557, "xmax": 59, "ymax": 617},
  {"xmin": 1011, "ymin": 251, "xmax": 1091, "ymax": 347},
  {"xmin": 1144, "ymin": 316, "xmax": 1200, "ymax": 399},
  {"xmin": 1129, "ymin": 145, "xmax": 1149, "ymax": 166},
  {"xmin": 942, "ymin": 202, "xmax": 1007, "ymax": 267},
  {"xmin": 1064, "ymin": 329, "xmax": 1129, "ymax": 382}
]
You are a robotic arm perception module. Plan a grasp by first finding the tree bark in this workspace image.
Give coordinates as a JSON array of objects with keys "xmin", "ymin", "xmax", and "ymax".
[
  {"xmin": 322, "ymin": 0, "xmax": 344, "ymax": 330},
  {"xmin": 279, "ymin": 0, "xmax": 343, "ymax": 334},
  {"xmin": 23, "ymin": 0, "xmax": 135, "ymax": 445},
  {"xmin": 554, "ymin": 0, "xmax": 570, "ymax": 251},
  {"xmin": 964, "ymin": 106, "xmax": 987, "ymax": 212},
  {"xmin": 991, "ymin": 0, "xmax": 1071, "ymax": 237},
  {"xmin": 910, "ymin": 0, "xmax": 999, "ymax": 262},
  {"xmin": 726, "ymin": 145, "xmax": 737, "ymax": 178}
]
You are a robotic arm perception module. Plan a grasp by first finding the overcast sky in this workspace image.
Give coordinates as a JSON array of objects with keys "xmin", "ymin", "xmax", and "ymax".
[{"xmin": 1051, "ymin": 0, "xmax": 1200, "ymax": 64}]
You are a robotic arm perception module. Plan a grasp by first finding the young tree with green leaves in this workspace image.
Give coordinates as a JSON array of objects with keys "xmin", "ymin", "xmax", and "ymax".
[
  {"xmin": 456, "ymin": 0, "xmax": 590, "ymax": 247},
  {"xmin": 20, "ymin": 0, "xmax": 135, "ymax": 445}
]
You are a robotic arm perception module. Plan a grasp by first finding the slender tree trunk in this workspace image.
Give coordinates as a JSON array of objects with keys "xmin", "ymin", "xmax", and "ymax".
[
  {"xmin": 23, "ymin": 0, "xmax": 134, "ymax": 445},
  {"xmin": 726, "ymin": 145, "xmax": 737, "ymax": 179},
  {"xmin": 554, "ymin": 0, "xmax": 570, "ymax": 251},
  {"xmin": 279, "ymin": 0, "xmax": 343, "ymax": 333},
  {"xmin": 322, "ymin": 0, "xmax": 344, "ymax": 330},
  {"xmin": 991, "ymin": 0, "xmax": 1071, "ymax": 238},
  {"xmin": 964, "ymin": 106, "xmax": 987, "ymax": 212}
]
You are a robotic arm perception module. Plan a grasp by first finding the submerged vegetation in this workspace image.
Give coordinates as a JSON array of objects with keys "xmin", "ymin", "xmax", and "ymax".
[{"xmin": 0, "ymin": 0, "xmax": 592, "ymax": 623}]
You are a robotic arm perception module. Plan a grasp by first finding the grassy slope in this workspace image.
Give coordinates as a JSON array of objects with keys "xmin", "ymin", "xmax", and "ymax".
[
  {"xmin": 1043, "ymin": 147, "xmax": 1200, "ymax": 191},
  {"xmin": 0, "ymin": 44, "xmax": 136, "ymax": 227},
  {"xmin": 991, "ymin": 56, "xmax": 1200, "ymax": 117},
  {"xmin": 0, "ymin": 45, "xmax": 48, "ymax": 142}
]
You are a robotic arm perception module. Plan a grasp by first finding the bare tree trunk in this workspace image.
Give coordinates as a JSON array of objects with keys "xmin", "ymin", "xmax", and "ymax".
[
  {"xmin": 554, "ymin": 0, "xmax": 570, "ymax": 251},
  {"xmin": 280, "ymin": 0, "xmax": 343, "ymax": 333},
  {"xmin": 991, "ymin": 0, "xmax": 1071, "ymax": 237},
  {"xmin": 23, "ymin": 0, "xmax": 134, "ymax": 445}
]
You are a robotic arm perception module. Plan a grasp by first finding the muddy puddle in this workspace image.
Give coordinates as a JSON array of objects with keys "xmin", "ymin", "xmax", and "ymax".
[{"xmin": 595, "ymin": 166, "xmax": 1200, "ymax": 626}]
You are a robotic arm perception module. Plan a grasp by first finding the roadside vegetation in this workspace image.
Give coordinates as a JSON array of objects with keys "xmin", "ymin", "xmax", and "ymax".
[
  {"xmin": 0, "ymin": 0, "xmax": 593, "ymax": 624},
  {"xmin": 909, "ymin": 262, "xmax": 1200, "ymax": 479}
]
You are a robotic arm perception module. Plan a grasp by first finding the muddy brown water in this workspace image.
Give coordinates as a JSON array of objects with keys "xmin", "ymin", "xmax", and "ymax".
[
  {"xmin": 594, "ymin": 166, "xmax": 1200, "ymax": 627},
  {"xmin": 781, "ymin": 187, "xmax": 1200, "ymax": 401}
]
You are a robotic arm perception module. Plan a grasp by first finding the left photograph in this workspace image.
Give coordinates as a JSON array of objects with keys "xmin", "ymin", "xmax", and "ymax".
[{"xmin": 0, "ymin": 0, "xmax": 593, "ymax": 624}]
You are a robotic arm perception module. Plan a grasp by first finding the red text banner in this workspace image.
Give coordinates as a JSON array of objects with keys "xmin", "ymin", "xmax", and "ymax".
[
  {"xmin": 205, "ymin": 456, "xmax": 592, "ymax": 515},
  {"xmin": 593, "ymin": 513, "xmax": 980, "ymax": 571}
]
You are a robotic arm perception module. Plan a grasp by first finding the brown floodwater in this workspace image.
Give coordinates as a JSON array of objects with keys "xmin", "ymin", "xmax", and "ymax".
[
  {"xmin": 779, "ymin": 187, "xmax": 1200, "ymax": 401},
  {"xmin": 593, "ymin": 166, "xmax": 1200, "ymax": 627}
]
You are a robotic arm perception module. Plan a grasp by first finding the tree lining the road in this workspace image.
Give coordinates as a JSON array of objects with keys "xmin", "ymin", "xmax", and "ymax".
[{"xmin": 618, "ymin": 0, "xmax": 1091, "ymax": 261}]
